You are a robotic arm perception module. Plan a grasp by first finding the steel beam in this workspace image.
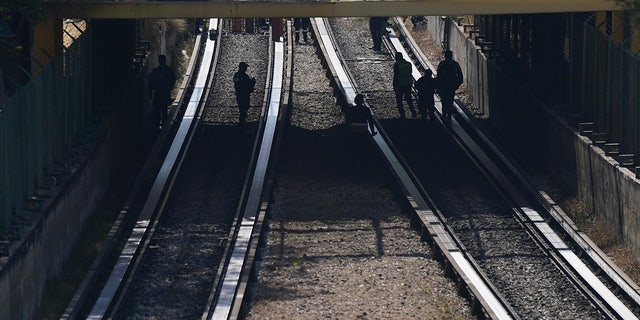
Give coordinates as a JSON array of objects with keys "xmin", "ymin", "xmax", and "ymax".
[{"xmin": 42, "ymin": 0, "xmax": 622, "ymax": 19}]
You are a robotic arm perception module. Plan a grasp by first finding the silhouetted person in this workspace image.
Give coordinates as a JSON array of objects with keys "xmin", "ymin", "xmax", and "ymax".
[
  {"xmin": 410, "ymin": 16, "xmax": 427, "ymax": 30},
  {"xmin": 369, "ymin": 17, "xmax": 386, "ymax": 52},
  {"xmin": 436, "ymin": 50, "xmax": 463, "ymax": 122},
  {"xmin": 414, "ymin": 69, "xmax": 437, "ymax": 120},
  {"xmin": 148, "ymin": 54, "xmax": 176, "ymax": 129},
  {"xmin": 393, "ymin": 52, "xmax": 416, "ymax": 119},
  {"xmin": 343, "ymin": 93, "xmax": 377, "ymax": 136},
  {"xmin": 294, "ymin": 18, "xmax": 310, "ymax": 43},
  {"xmin": 343, "ymin": 93, "xmax": 377, "ymax": 168},
  {"xmin": 233, "ymin": 61, "xmax": 256, "ymax": 127}
]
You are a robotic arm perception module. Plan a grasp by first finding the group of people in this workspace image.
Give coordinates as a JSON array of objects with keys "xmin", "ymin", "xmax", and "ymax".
[
  {"xmin": 148, "ymin": 54, "xmax": 256, "ymax": 131},
  {"xmin": 343, "ymin": 49, "xmax": 463, "ymax": 139},
  {"xmin": 393, "ymin": 50, "xmax": 463, "ymax": 122},
  {"xmin": 293, "ymin": 18, "xmax": 310, "ymax": 43},
  {"xmin": 148, "ymin": 43, "xmax": 462, "ymax": 138}
]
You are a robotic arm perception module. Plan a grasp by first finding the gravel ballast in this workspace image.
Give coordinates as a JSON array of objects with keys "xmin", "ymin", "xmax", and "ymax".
[{"xmin": 246, "ymin": 23, "xmax": 475, "ymax": 320}]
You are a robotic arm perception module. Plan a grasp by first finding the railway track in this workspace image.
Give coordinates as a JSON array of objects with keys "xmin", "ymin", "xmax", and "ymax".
[
  {"xmin": 60, "ymin": 19, "xmax": 282, "ymax": 319},
  {"xmin": 312, "ymin": 17, "xmax": 514, "ymax": 319},
  {"xmin": 249, "ymin": 16, "xmax": 640, "ymax": 319},
  {"xmin": 383, "ymin": 17, "xmax": 640, "ymax": 318},
  {"xmin": 60, "ymin": 16, "xmax": 640, "ymax": 320}
]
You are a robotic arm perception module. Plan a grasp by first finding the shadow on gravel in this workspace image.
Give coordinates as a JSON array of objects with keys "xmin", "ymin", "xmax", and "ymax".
[{"xmin": 274, "ymin": 123, "xmax": 402, "ymax": 222}]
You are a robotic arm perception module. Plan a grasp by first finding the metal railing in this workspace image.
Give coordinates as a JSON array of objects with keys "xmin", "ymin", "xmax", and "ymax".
[
  {"xmin": 0, "ymin": 25, "xmax": 94, "ymax": 246},
  {"xmin": 463, "ymin": 12, "xmax": 639, "ymax": 167}
]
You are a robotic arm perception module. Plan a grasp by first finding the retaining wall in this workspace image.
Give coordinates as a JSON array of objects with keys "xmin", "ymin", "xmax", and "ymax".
[
  {"xmin": 425, "ymin": 16, "xmax": 640, "ymax": 256},
  {"xmin": 0, "ymin": 19, "xmax": 186, "ymax": 320},
  {"xmin": 0, "ymin": 125, "xmax": 110, "ymax": 320}
]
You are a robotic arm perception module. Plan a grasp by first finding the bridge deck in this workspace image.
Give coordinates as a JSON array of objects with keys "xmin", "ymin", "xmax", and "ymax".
[{"xmin": 43, "ymin": 0, "xmax": 621, "ymax": 19}]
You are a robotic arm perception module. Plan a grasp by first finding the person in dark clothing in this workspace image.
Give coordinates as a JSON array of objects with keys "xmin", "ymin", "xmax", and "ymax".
[
  {"xmin": 410, "ymin": 16, "xmax": 427, "ymax": 30},
  {"xmin": 369, "ymin": 17, "xmax": 386, "ymax": 52},
  {"xmin": 148, "ymin": 54, "xmax": 176, "ymax": 129},
  {"xmin": 343, "ymin": 93, "xmax": 377, "ymax": 168},
  {"xmin": 436, "ymin": 50, "xmax": 463, "ymax": 122},
  {"xmin": 343, "ymin": 93, "xmax": 377, "ymax": 136},
  {"xmin": 393, "ymin": 52, "xmax": 416, "ymax": 119},
  {"xmin": 414, "ymin": 69, "xmax": 437, "ymax": 120},
  {"xmin": 233, "ymin": 62, "xmax": 256, "ymax": 127},
  {"xmin": 293, "ymin": 18, "xmax": 310, "ymax": 43}
]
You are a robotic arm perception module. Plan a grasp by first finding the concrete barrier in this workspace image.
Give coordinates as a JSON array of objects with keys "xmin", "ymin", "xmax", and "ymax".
[{"xmin": 0, "ymin": 124, "xmax": 110, "ymax": 320}]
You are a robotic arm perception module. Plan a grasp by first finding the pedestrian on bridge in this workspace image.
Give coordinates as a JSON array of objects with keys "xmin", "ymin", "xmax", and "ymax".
[
  {"xmin": 148, "ymin": 54, "xmax": 176, "ymax": 130},
  {"xmin": 233, "ymin": 61, "xmax": 256, "ymax": 127},
  {"xmin": 436, "ymin": 50, "xmax": 463, "ymax": 122},
  {"xmin": 393, "ymin": 52, "xmax": 417, "ymax": 119}
]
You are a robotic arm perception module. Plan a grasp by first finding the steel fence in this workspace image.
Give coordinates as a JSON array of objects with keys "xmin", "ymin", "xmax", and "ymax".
[
  {"xmin": 569, "ymin": 13, "xmax": 640, "ymax": 163},
  {"xmin": 0, "ymin": 26, "xmax": 93, "ymax": 240}
]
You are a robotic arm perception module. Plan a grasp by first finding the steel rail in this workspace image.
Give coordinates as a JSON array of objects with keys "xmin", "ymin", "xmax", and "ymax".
[
  {"xmin": 390, "ymin": 16, "xmax": 640, "ymax": 319},
  {"xmin": 431, "ymin": 23, "xmax": 640, "ymax": 311},
  {"xmin": 311, "ymin": 16, "xmax": 515, "ymax": 320},
  {"xmin": 206, "ymin": 27, "xmax": 287, "ymax": 320},
  {"xmin": 84, "ymin": 18, "xmax": 221, "ymax": 319}
]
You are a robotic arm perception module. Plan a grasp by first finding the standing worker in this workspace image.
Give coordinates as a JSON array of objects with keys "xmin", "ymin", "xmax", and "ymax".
[
  {"xmin": 369, "ymin": 17, "xmax": 385, "ymax": 52},
  {"xmin": 393, "ymin": 52, "xmax": 416, "ymax": 119},
  {"xmin": 293, "ymin": 17, "xmax": 310, "ymax": 43},
  {"xmin": 148, "ymin": 54, "xmax": 176, "ymax": 130},
  {"xmin": 436, "ymin": 50, "xmax": 463, "ymax": 122},
  {"xmin": 233, "ymin": 61, "xmax": 256, "ymax": 127},
  {"xmin": 414, "ymin": 69, "xmax": 437, "ymax": 121}
]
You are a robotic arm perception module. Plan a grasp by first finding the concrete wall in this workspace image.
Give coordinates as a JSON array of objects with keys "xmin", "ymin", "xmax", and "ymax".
[
  {"xmin": 0, "ymin": 19, "xmax": 186, "ymax": 320},
  {"xmin": 0, "ymin": 124, "xmax": 110, "ymax": 320},
  {"xmin": 534, "ymin": 101, "xmax": 640, "ymax": 255},
  {"xmin": 425, "ymin": 16, "xmax": 640, "ymax": 256}
]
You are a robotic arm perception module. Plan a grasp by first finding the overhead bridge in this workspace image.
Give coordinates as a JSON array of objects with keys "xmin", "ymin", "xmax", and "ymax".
[{"xmin": 43, "ymin": 0, "xmax": 622, "ymax": 19}]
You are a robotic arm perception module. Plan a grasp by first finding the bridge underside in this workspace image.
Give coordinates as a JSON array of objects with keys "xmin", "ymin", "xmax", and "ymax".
[{"xmin": 43, "ymin": 0, "xmax": 621, "ymax": 19}]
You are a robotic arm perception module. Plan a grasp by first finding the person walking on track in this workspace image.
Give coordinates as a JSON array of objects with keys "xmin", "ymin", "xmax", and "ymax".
[
  {"xmin": 148, "ymin": 54, "xmax": 176, "ymax": 130},
  {"xmin": 436, "ymin": 50, "xmax": 463, "ymax": 122},
  {"xmin": 393, "ymin": 52, "xmax": 416, "ymax": 119},
  {"xmin": 369, "ymin": 17, "xmax": 386, "ymax": 52},
  {"xmin": 415, "ymin": 69, "xmax": 437, "ymax": 121},
  {"xmin": 294, "ymin": 18, "xmax": 310, "ymax": 43}
]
